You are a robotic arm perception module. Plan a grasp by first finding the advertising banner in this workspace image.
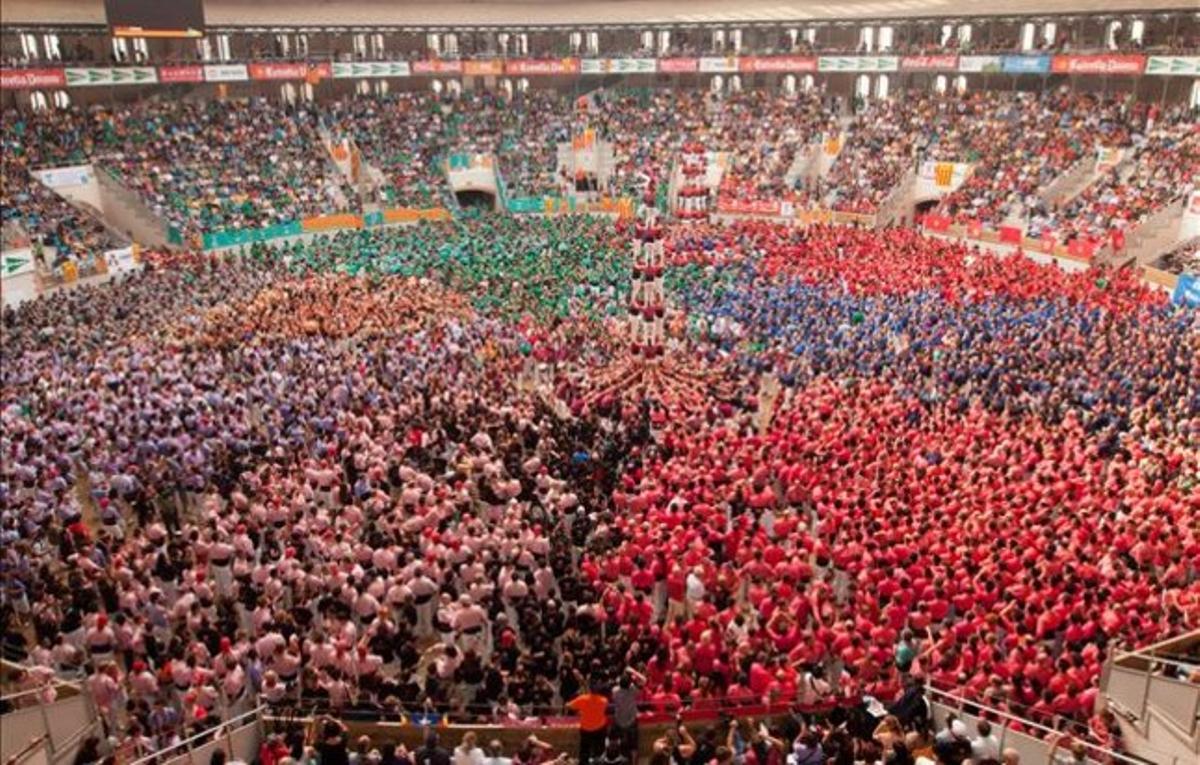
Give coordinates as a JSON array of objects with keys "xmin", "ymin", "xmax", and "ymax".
[
  {"xmin": 716, "ymin": 199, "xmax": 782, "ymax": 217},
  {"xmin": 504, "ymin": 59, "xmax": 581, "ymax": 76},
  {"xmin": 1, "ymin": 248, "xmax": 36, "ymax": 281},
  {"xmin": 1066, "ymin": 238, "xmax": 1098, "ymax": 260},
  {"xmin": 331, "ymin": 61, "xmax": 411, "ymax": 79},
  {"xmin": 818, "ymin": 56, "xmax": 898, "ymax": 72},
  {"xmin": 580, "ymin": 58, "xmax": 657, "ymax": 75},
  {"xmin": 922, "ymin": 213, "xmax": 952, "ymax": 232},
  {"xmin": 158, "ymin": 65, "xmax": 205, "ymax": 83},
  {"xmin": 462, "ymin": 60, "xmax": 504, "ymax": 76},
  {"xmin": 699, "ymin": 57, "xmax": 738, "ymax": 73},
  {"xmin": 203, "ymin": 64, "xmax": 249, "ymax": 82},
  {"xmin": 1173, "ymin": 274, "xmax": 1199, "ymax": 307},
  {"xmin": 658, "ymin": 58, "xmax": 699, "ymax": 73},
  {"xmin": 999, "ymin": 225, "xmax": 1024, "ymax": 244},
  {"xmin": 301, "ymin": 213, "xmax": 363, "ymax": 232},
  {"xmin": 738, "ymin": 56, "xmax": 818, "ymax": 73},
  {"xmin": 1051, "ymin": 55, "xmax": 1145, "ymax": 75},
  {"xmin": 0, "ymin": 68, "xmax": 66, "ymax": 90},
  {"xmin": 900, "ymin": 55, "xmax": 959, "ymax": 71},
  {"xmin": 248, "ymin": 62, "xmax": 331, "ymax": 81},
  {"xmin": 958, "ymin": 56, "xmax": 1003, "ymax": 73},
  {"xmin": 201, "ymin": 221, "xmax": 302, "ymax": 250},
  {"xmin": 32, "ymin": 165, "xmax": 92, "ymax": 188},
  {"xmin": 795, "ymin": 208, "xmax": 832, "ymax": 226},
  {"xmin": 1144, "ymin": 56, "xmax": 1200, "ymax": 77},
  {"xmin": 65, "ymin": 67, "xmax": 158, "ymax": 86},
  {"xmin": 103, "ymin": 246, "xmax": 138, "ymax": 274},
  {"xmin": 1001, "ymin": 55, "xmax": 1050, "ymax": 75},
  {"xmin": 509, "ymin": 197, "xmax": 549, "ymax": 214},
  {"xmin": 412, "ymin": 60, "xmax": 463, "ymax": 75}
]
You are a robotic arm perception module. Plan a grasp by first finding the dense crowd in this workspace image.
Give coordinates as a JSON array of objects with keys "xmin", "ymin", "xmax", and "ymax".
[
  {"xmin": 2, "ymin": 207, "xmax": 1196, "ymax": 765},
  {"xmin": 932, "ymin": 92, "xmax": 1138, "ymax": 228},
  {"xmin": 4, "ymin": 89, "xmax": 1194, "ymax": 248},
  {"xmin": 1026, "ymin": 117, "xmax": 1199, "ymax": 244},
  {"xmin": 1, "ymin": 108, "xmax": 129, "ymax": 264}
]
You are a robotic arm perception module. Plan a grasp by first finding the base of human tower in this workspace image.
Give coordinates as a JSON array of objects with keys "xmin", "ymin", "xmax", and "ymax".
[{"xmin": 582, "ymin": 348, "xmax": 730, "ymax": 409}]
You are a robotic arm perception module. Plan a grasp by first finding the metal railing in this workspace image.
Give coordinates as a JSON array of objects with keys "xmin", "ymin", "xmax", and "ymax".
[
  {"xmin": 1103, "ymin": 635, "xmax": 1200, "ymax": 753},
  {"xmin": 927, "ymin": 686, "xmax": 1157, "ymax": 765},
  {"xmin": 127, "ymin": 705, "xmax": 266, "ymax": 765}
]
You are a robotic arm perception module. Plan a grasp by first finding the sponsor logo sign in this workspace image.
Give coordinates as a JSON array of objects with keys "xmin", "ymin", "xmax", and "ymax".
[
  {"xmin": 1051, "ymin": 55, "xmax": 1145, "ymax": 75},
  {"xmin": 1001, "ymin": 55, "xmax": 1051, "ymax": 74},
  {"xmin": 463, "ymin": 60, "xmax": 504, "ymax": 76},
  {"xmin": 158, "ymin": 65, "xmax": 204, "ymax": 83},
  {"xmin": 412, "ymin": 60, "xmax": 463, "ymax": 75},
  {"xmin": 1145, "ymin": 56, "xmax": 1200, "ymax": 76},
  {"xmin": 699, "ymin": 56, "xmax": 738, "ymax": 73},
  {"xmin": 203, "ymin": 64, "xmax": 249, "ymax": 82},
  {"xmin": 958, "ymin": 56, "xmax": 1003, "ymax": 73},
  {"xmin": 818, "ymin": 56, "xmax": 898, "ymax": 72},
  {"xmin": 658, "ymin": 58, "xmax": 699, "ymax": 73},
  {"xmin": 580, "ymin": 58, "xmax": 658, "ymax": 75},
  {"xmin": 247, "ymin": 62, "xmax": 331, "ymax": 80},
  {"xmin": 0, "ymin": 68, "xmax": 66, "ymax": 89},
  {"xmin": 504, "ymin": 58, "xmax": 581, "ymax": 76},
  {"xmin": 900, "ymin": 55, "xmax": 959, "ymax": 71},
  {"xmin": 737, "ymin": 56, "xmax": 818, "ymax": 73},
  {"xmin": 331, "ymin": 61, "xmax": 411, "ymax": 79},
  {"xmin": 65, "ymin": 67, "xmax": 158, "ymax": 86}
]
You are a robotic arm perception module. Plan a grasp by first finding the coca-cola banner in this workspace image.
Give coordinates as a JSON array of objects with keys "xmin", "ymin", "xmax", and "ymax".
[
  {"xmin": 504, "ymin": 59, "xmax": 581, "ymax": 76},
  {"xmin": 158, "ymin": 65, "xmax": 205, "ymax": 83},
  {"xmin": 900, "ymin": 55, "xmax": 959, "ymax": 71},
  {"xmin": 0, "ymin": 68, "xmax": 66, "ymax": 90},
  {"xmin": 738, "ymin": 56, "xmax": 818, "ymax": 73},
  {"xmin": 248, "ymin": 62, "xmax": 332, "ymax": 81},
  {"xmin": 658, "ymin": 58, "xmax": 699, "ymax": 73},
  {"xmin": 1051, "ymin": 55, "xmax": 1146, "ymax": 75}
]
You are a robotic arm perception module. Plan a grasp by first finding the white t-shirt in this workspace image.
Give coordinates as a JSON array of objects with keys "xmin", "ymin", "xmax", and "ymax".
[{"xmin": 453, "ymin": 746, "xmax": 485, "ymax": 765}]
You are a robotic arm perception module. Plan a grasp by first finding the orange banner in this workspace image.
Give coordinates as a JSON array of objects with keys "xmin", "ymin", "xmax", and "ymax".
[
  {"xmin": 383, "ymin": 208, "xmax": 420, "ymax": 224},
  {"xmin": 463, "ymin": 60, "xmax": 503, "ymax": 76},
  {"xmin": 302, "ymin": 213, "xmax": 363, "ymax": 232}
]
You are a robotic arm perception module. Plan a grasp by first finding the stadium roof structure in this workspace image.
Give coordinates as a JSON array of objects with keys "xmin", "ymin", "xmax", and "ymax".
[{"xmin": 3, "ymin": 0, "xmax": 1196, "ymax": 27}]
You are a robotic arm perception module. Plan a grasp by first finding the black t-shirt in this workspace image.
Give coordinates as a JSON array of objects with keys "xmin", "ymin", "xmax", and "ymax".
[
  {"xmin": 414, "ymin": 746, "xmax": 451, "ymax": 765},
  {"xmin": 317, "ymin": 738, "xmax": 349, "ymax": 765}
]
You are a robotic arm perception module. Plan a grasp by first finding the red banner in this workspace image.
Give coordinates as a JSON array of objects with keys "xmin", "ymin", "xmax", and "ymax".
[
  {"xmin": 412, "ymin": 60, "xmax": 463, "ymax": 75},
  {"xmin": 1067, "ymin": 238, "xmax": 1098, "ymax": 260},
  {"xmin": 158, "ymin": 65, "xmax": 204, "ymax": 83},
  {"xmin": 738, "ymin": 56, "xmax": 818, "ymax": 73},
  {"xmin": 966, "ymin": 220, "xmax": 984, "ymax": 238},
  {"xmin": 658, "ymin": 57, "xmax": 699, "ymax": 73},
  {"xmin": 922, "ymin": 213, "xmax": 952, "ymax": 233},
  {"xmin": 248, "ymin": 62, "xmax": 332, "ymax": 81},
  {"xmin": 463, "ymin": 60, "xmax": 503, "ymax": 76},
  {"xmin": 717, "ymin": 198, "xmax": 782, "ymax": 217},
  {"xmin": 1051, "ymin": 55, "xmax": 1146, "ymax": 75},
  {"xmin": 0, "ymin": 68, "xmax": 66, "ymax": 90},
  {"xmin": 999, "ymin": 226, "xmax": 1024, "ymax": 244},
  {"xmin": 900, "ymin": 55, "xmax": 960, "ymax": 71},
  {"xmin": 504, "ymin": 58, "xmax": 580, "ymax": 76}
]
